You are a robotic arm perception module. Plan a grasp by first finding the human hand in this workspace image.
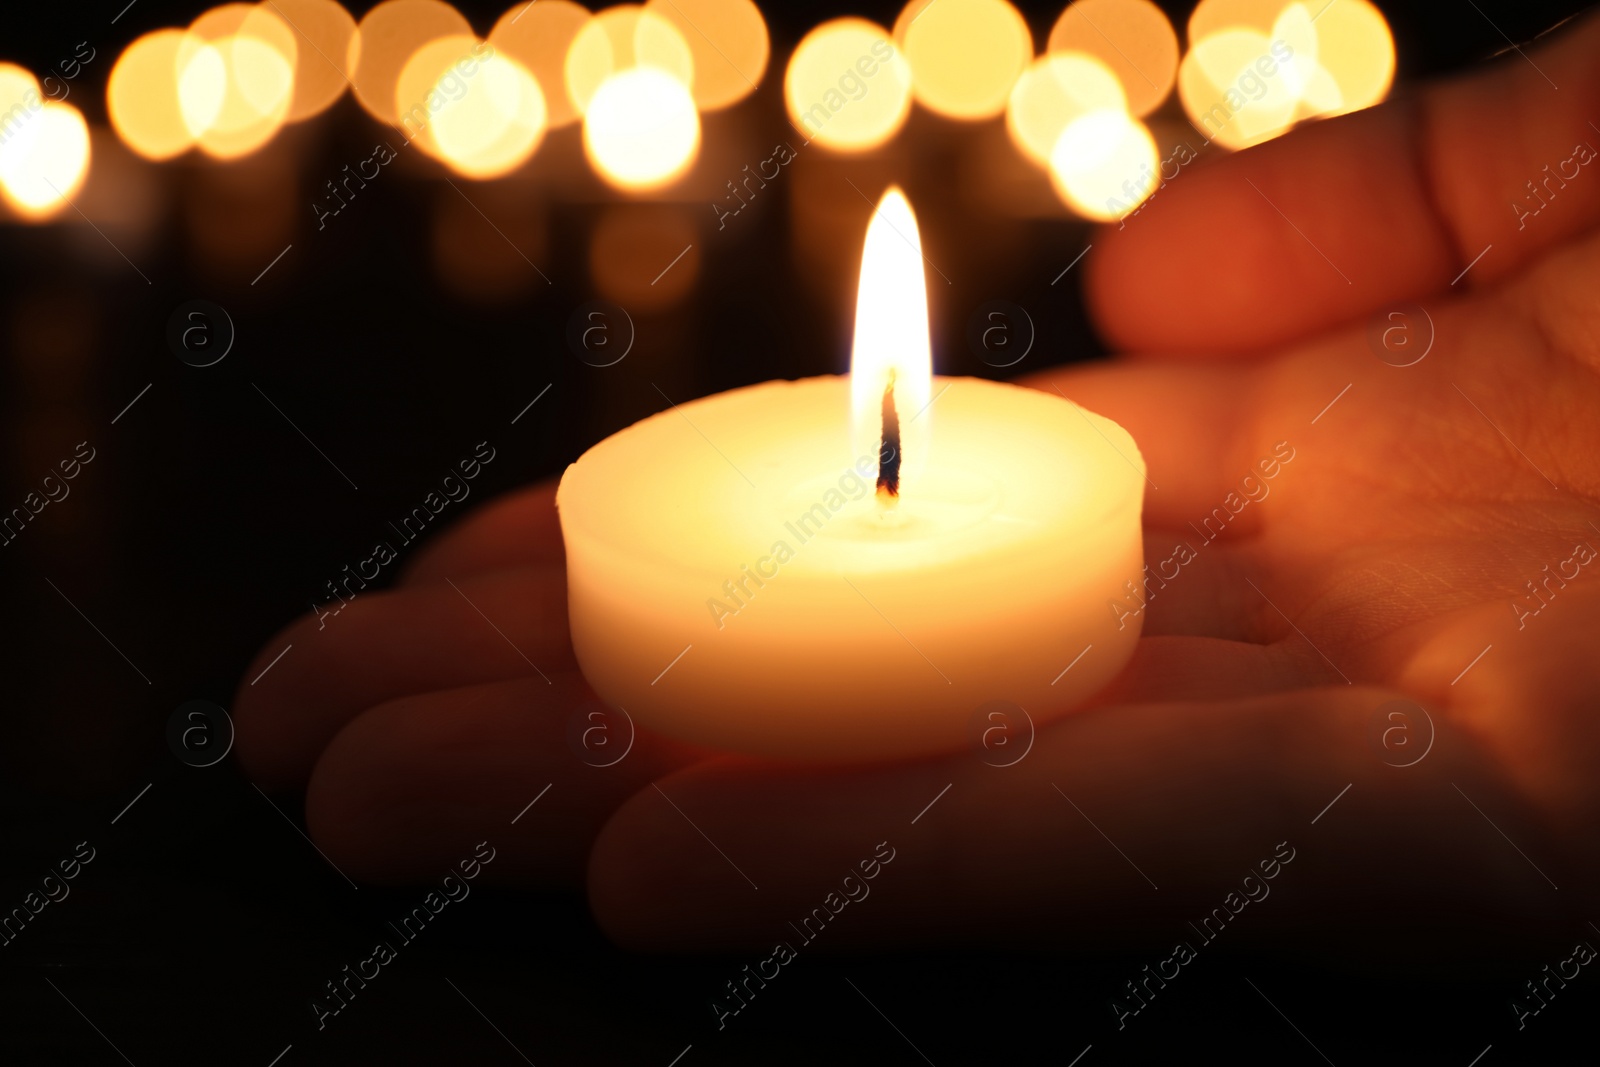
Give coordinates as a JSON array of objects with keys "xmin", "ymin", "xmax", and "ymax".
[{"xmin": 234, "ymin": 12, "xmax": 1600, "ymax": 957}]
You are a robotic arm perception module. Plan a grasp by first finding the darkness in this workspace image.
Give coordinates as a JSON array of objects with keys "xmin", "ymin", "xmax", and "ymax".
[{"xmin": 0, "ymin": 1, "xmax": 1592, "ymax": 1064}]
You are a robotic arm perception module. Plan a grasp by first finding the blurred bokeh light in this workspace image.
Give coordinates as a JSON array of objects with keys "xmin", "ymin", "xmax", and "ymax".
[
  {"xmin": 181, "ymin": 4, "xmax": 298, "ymax": 159},
  {"xmin": 784, "ymin": 18, "xmax": 912, "ymax": 152},
  {"xmin": 0, "ymin": 64, "xmax": 47, "ymax": 180},
  {"xmin": 430, "ymin": 48, "xmax": 547, "ymax": 178},
  {"xmin": 174, "ymin": 42, "xmax": 228, "ymax": 144},
  {"xmin": 894, "ymin": 0, "xmax": 1031, "ymax": 120},
  {"xmin": 1007, "ymin": 52, "xmax": 1127, "ymax": 166},
  {"xmin": 431, "ymin": 179, "xmax": 547, "ymax": 301},
  {"xmin": 1178, "ymin": 25, "xmax": 1299, "ymax": 149},
  {"xmin": 1049, "ymin": 107, "xmax": 1158, "ymax": 220},
  {"xmin": 644, "ymin": 0, "xmax": 769, "ymax": 110},
  {"xmin": 583, "ymin": 66, "xmax": 700, "ymax": 191},
  {"xmin": 489, "ymin": 0, "xmax": 591, "ymax": 128},
  {"xmin": 182, "ymin": 140, "xmax": 297, "ymax": 270},
  {"xmin": 0, "ymin": 100, "xmax": 91, "ymax": 219},
  {"xmin": 1182, "ymin": 0, "xmax": 1395, "ymax": 149},
  {"xmin": 1187, "ymin": 0, "xmax": 1295, "ymax": 40},
  {"xmin": 1299, "ymin": 0, "xmax": 1395, "ymax": 118},
  {"xmin": 589, "ymin": 203, "xmax": 699, "ymax": 311},
  {"xmin": 266, "ymin": 0, "xmax": 358, "ymax": 122},
  {"xmin": 565, "ymin": 6, "xmax": 695, "ymax": 117},
  {"xmin": 350, "ymin": 0, "xmax": 471, "ymax": 126},
  {"xmin": 393, "ymin": 35, "xmax": 479, "ymax": 157},
  {"xmin": 1046, "ymin": 0, "xmax": 1178, "ymax": 117},
  {"xmin": 88, "ymin": 0, "xmax": 1404, "ymax": 218},
  {"xmin": 109, "ymin": 31, "xmax": 208, "ymax": 160}
]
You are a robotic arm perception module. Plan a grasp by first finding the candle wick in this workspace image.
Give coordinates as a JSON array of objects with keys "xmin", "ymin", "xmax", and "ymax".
[{"xmin": 876, "ymin": 369, "xmax": 900, "ymax": 507}]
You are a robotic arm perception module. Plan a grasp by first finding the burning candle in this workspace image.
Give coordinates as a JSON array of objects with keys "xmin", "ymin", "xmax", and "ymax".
[{"xmin": 557, "ymin": 187, "xmax": 1146, "ymax": 762}]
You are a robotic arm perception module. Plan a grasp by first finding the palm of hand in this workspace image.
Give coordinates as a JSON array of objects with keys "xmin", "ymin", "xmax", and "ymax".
[{"xmin": 236, "ymin": 15, "xmax": 1600, "ymax": 948}]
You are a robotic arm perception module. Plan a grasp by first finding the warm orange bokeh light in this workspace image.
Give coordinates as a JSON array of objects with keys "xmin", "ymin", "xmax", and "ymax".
[
  {"xmin": 174, "ymin": 40, "xmax": 227, "ymax": 139},
  {"xmin": 264, "ymin": 0, "xmax": 358, "ymax": 122},
  {"xmin": 1300, "ymin": 0, "xmax": 1394, "ymax": 118},
  {"xmin": 784, "ymin": 18, "xmax": 912, "ymax": 152},
  {"xmin": 589, "ymin": 204, "xmax": 699, "ymax": 311},
  {"xmin": 0, "ymin": 64, "xmax": 89, "ymax": 219},
  {"xmin": 180, "ymin": 4, "xmax": 298, "ymax": 159},
  {"xmin": 1187, "ymin": 0, "xmax": 1295, "ymax": 42},
  {"xmin": 0, "ymin": 101, "xmax": 91, "ymax": 219},
  {"xmin": 109, "ymin": 31, "xmax": 218, "ymax": 160},
  {"xmin": 0, "ymin": 64, "xmax": 47, "ymax": 177},
  {"xmin": 350, "ymin": 0, "xmax": 471, "ymax": 126},
  {"xmin": 644, "ymin": 0, "xmax": 768, "ymax": 110},
  {"xmin": 583, "ymin": 66, "xmax": 700, "ymax": 191},
  {"xmin": 1047, "ymin": 0, "xmax": 1178, "ymax": 118},
  {"xmin": 1178, "ymin": 27, "xmax": 1298, "ymax": 150},
  {"xmin": 432, "ymin": 181, "xmax": 547, "ymax": 302},
  {"xmin": 489, "ymin": 0, "xmax": 591, "ymax": 128},
  {"xmin": 393, "ymin": 35, "xmax": 478, "ymax": 153},
  {"xmin": 894, "ymin": 0, "xmax": 1031, "ymax": 120},
  {"xmin": 0, "ymin": 63, "xmax": 38, "ymax": 100},
  {"xmin": 565, "ymin": 5, "xmax": 694, "ymax": 117},
  {"xmin": 185, "ymin": 36, "xmax": 293, "ymax": 158},
  {"xmin": 431, "ymin": 47, "xmax": 547, "ymax": 178},
  {"xmin": 192, "ymin": 5, "xmax": 298, "ymax": 64},
  {"xmin": 1048, "ymin": 108, "xmax": 1158, "ymax": 220},
  {"xmin": 1183, "ymin": 0, "xmax": 1395, "ymax": 150},
  {"xmin": 1007, "ymin": 52, "xmax": 1126, "ymax": 167}
]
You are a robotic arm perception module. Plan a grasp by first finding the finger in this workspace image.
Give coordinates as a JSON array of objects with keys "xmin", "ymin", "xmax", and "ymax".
[
  {"xmin": 400, "ymin": 479, "xmax": 563, "ymax": 587},
  {"xmin": 1087, "ymin": 11, "xmax": 1600, "ymax": 355},
  {"xmin": 1021, "ymin": 360, "xmax": 1292, "ymax": 533},
  {"xmin": 301, "ymin": 640, "xmax": 1318, "ymax": 889},
  {"xmin": 304, "ymin": 677, "xmax": 706, "ymax": 887},
  {"xmin": 235, "ymin": 566, "xmax": 573, "ymax": 790},
  {"xmin": 589, "ymin": 688, "xmax": 1562, "ymax": 953}
]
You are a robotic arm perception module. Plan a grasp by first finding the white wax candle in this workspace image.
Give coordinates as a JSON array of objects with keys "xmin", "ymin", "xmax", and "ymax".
[
  {"xmin": 557, "ymin": 187, "xmax": 1146, "ymax": 762},
  {"xmin": 557, "ymin": 374, "xmax": 1146, "ymax": 761}
]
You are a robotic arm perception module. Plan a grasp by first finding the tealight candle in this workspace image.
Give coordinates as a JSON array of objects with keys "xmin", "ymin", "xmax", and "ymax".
[{"xmin": 557, "ymin": 188, "xmax": 1146, "ymax": 762}]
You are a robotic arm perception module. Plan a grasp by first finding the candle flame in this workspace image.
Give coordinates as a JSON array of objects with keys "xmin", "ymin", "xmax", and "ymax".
[{"xmin": 851, "ymin": 186, "xmax": 931, "ymax": 502}]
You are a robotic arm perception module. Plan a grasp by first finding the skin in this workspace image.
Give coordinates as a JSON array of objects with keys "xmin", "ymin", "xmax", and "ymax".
[{"xmin": 235, "ymin": 13, "xmax": 1600, "ymax": 955}]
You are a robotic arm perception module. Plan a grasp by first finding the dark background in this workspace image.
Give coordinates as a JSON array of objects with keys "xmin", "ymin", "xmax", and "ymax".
[{"xmin": 0, "ymin": 1, "xmax": 1591, "ymax": 1063}]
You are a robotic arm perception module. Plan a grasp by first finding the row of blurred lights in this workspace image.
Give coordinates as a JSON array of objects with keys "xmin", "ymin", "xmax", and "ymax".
[{"xmin": 0, "ymin": 0, "xmax": 1394, "ymax": 223}]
